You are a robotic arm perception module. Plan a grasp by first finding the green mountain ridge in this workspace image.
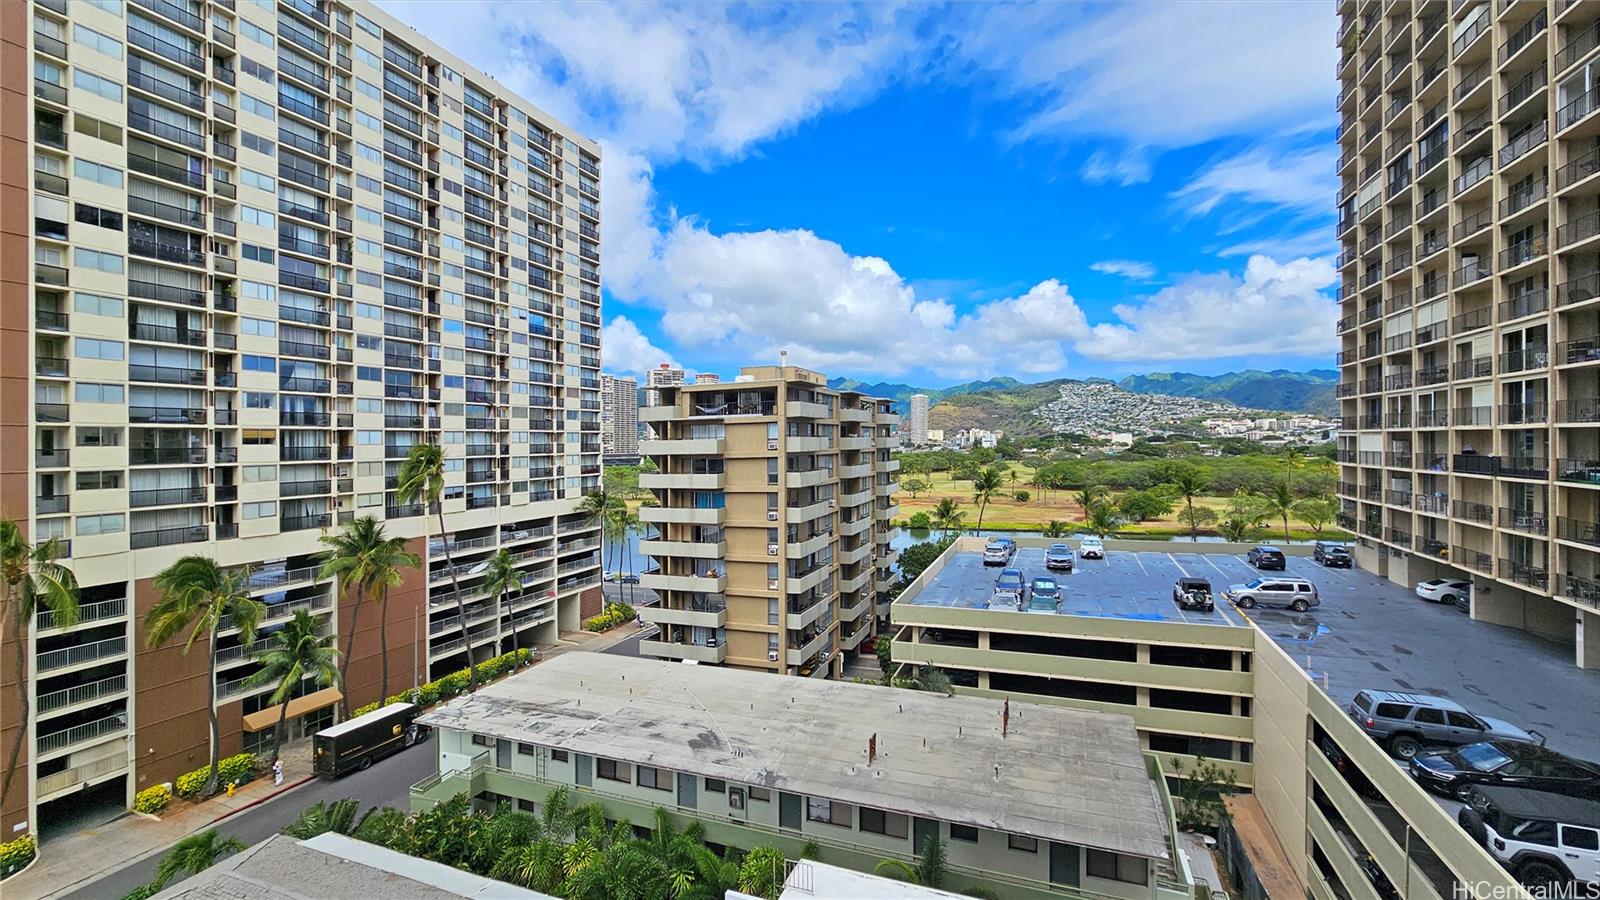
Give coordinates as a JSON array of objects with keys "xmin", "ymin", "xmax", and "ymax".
[{"xmin": 1117, "ymin": 369, "xmax": 1339, "ymax": 415}]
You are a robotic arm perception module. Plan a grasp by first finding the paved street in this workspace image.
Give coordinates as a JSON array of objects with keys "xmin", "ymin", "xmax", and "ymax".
[{"xmin": 60, "ymin": 736, "xmax": 436, "ymax": 899}]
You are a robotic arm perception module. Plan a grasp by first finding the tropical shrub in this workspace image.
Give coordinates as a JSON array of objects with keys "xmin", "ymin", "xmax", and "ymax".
[
  {"xmin": 906, "ymin": 511, "xmax": 933, "ymax": 530},
  {"xmin": 583, "ymin": 602, "xmax": 636, "ymax": 632},
  {"xmin": 350, "ymin": 649, "xmax": 533, "ymax": 719},
  {"xmin": 121, "ymin": 883, "xmax": 161, "ymax": 900},
  {"xmin": 175, "ymin": 753, "xmax": 257, "ymax": 800},
  {"xmin": 134, "ymin": 784, "xmax": 172, "ymax": 815},
  {"xmin": 0, "ymin": 834, "xmax": 36, "ymax": 878}
]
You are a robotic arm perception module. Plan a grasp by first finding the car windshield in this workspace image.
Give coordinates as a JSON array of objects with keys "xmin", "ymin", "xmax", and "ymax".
[
  {"xmin": 1423, "ymin": 579, "xmax": 1446, "ymax": 586},
  {"xmin": 1048, "ymin": 544, "xmax": 1068, "ymax": 553},
  {"xmin": 1033, "ymin": 580, "xmax": 1055, "ymax": 590},
  {"xmin": 1457, "ymin": 743, "xmax": 1514, "ymax": 772},
  {"xmin": 1244, "ymin": 579, "xmax": 1263, "ymax": 589}
]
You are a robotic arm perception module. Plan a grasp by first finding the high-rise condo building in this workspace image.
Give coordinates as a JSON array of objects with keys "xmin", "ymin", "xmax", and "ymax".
[
  {"xmin": 1334, "ymin": 0, "xmax": 1600, "ymax": 668},
  {"xmin": 644, "ymin": 362, "xmax": 684, "ymax": 405},
  {"xmin": 908, "ymin": 393, "xmax": 929, "ymax": 445},
  {"xmin": 2, "ymin": 0, "xmax": 605, "ymax": 841},
  {"xmin": 599, "ymin": 373, "xmax": 638, "ymax": 459},
  {"xmin": 637, "ymin": 366, "xmax": 901, "ymax": 678}
]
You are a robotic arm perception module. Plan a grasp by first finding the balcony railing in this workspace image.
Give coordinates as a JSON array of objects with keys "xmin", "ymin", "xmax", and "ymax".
[
  {"xmin": 37, "ymin": 636, "xmax": 126, "ymax": 674},
  {"xmin": 131, "ymin": 524, "xmax": 209, "ymax": 549},
  {"xmin": 37, "ymin": 713, "xmax": 126, "ymax": 756}
]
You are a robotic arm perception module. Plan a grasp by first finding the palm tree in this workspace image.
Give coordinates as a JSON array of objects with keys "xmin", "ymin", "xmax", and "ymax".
[
  {"xmin": 0, "ymin": 520, "xmax": 79, "ymax": 808},
  {"xmin": 150, "ymin": 828, "xmax": 246, "ymax": 890},
  {"xmin": 246, "ymin": 610, "xmax": 339, "ymax": 764},
  {"xmin": 930, "ymin": 498, "xmax": 963, "ymax": 540},
  {"xmin": 1043, "ymin": 519, "xmax": 1070, "ymax": 538},
  {"xmin": 872, "ymin": 836, "xmax": 947, "ymax": 888},
  {"xmin": 1265, "ymin": 481, "xmax": 1296, "ymax": 542},
  {"xmin": 1167, "ymin": 465, "xmax": 1211, "ymax": 542},
  {"xmin": 620, "ymin": 509, "xmax": 642, "ymax": 607},
  {"xmin": 282, "ymin": 797, "xmax": 363, "ymax": 839},
  {"xmin": 319, "ymin": 516, "xmax": 419, "ymax": 712},
  {"xmin": 1074, "ymin": 485, "xmax": 1108, "ymax": 521},
  {"xmin": 1085, "ymin": 503, "xmax": 1120, "ymax": 538},
  {"xmin": 482, "ymin": 549, "xmax": 524, "ymax": 655},
  {"xmin": 1283, "ymin": 447, "xmax": 1305, "ymax": 494},
  {"xmin": 396, "ymin": 443, "xmax": 478, "ymax": 693},
  {"xmin": 146, "ymin": 557, "xmax": 264, "ymax": 796},
  {"xmin": 971, "ymin": 466, "xmax": 1005, "ymax": 533}
]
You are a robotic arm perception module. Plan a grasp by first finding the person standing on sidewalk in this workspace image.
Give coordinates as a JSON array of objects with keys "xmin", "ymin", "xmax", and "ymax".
[{"xmin": 273, "ymin": 758, "xmax": 283, "ymax": 786}]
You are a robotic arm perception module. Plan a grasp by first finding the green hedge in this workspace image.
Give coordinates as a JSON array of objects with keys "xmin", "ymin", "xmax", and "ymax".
[
  {"xmin": 584, "ymin": 602, "xmax": 635, "ymax": 632},
  {"xmin": 0, "ymin": 834, "xmax": 35, "ymax": 879},
  {"xmin": 350, "ymin": 648, "xmax": 532, "ymax": 718},
  {"xmin": 174, "ymin": 752, "xmax": 258, "ymax": 800},
  {"xmin": 133, "ymin": 784, "xmax": 171, "ymax": 815}
]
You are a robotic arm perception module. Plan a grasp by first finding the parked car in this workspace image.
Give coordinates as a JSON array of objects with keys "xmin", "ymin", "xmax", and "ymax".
[
  {"xmin": 1410, "ymin": 741, "xmax": 1600, "ymax": 800},
  {"xmin": 1313, "ymin": 541, "xmax": 1353, "ymax": 567},
  {"xmin": 1223, "ymin": 578, "xmax": 1319, "ymax": 612},
  {"xmin": 1458, "ymin": 786, "xmax": 1600, "ymax": 891},
  {"xmin": 1454, "ymin": 591, "xmax": 1471, "ymax": 615},
  {"xmin": 982, "ymin": 537, "xmax": 1016, "ymax": 566},
  {"xmin": 1246, "ymin": 545, "xmax": 1287, "ymax": 570},
  {"xmin": 991, "ymin": 568, "xmax": 1025, "ymax": 607},
  {"xmin": 1028, "ymin": 576, "xmax": 1061, "ymax": 612},
  {"xmin": 1078, "ymin": 537, "xmax": 1105, "ymax": 560},
  {"xmin": 619, "ymin": 574, "xmax": 640, "ymax": 585},
  {"xmin": 1172, "ymin": 576, "xmax": 1215, "ymax": 612},
  {"xmin": 1044, "ymin": 543, "xmax": 1075, "ymax": 572},
  {"xmin": 1415, "ymin": 578, "xmax": 1472, "ymax": 605},
  {"xmin": 1347, "ymin": 689, "xmax": 1540, "ymax": 760}
]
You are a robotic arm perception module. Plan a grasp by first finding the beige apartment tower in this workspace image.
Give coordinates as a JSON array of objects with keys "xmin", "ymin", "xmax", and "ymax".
[
  {"xmin": 600, "ymin": 373, "xmax": 638, "ymax": 458},
  {"xmin": 1335, "ymin": 0, "xmax": 1600, "ymax": 668},
  {"xmin": 637, "ymin": 367, "xmax": 901, "ymax": 678},
  {"xmin": 2, "ymin": 0, "xmax": 605, "ymax": 843}
]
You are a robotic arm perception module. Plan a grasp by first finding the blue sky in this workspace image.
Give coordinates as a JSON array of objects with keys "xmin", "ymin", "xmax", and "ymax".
[{"xmin": 385, "ymin": 1, "xmax": 1341, "ymax": 388}]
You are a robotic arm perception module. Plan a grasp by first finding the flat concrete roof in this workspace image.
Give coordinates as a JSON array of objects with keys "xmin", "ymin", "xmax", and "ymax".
[
  {"xmin": 901, "ymin": 544, "xmax": 1600, "ymax": 760},
  {"xmin": 420, "ymin": 653, "xmax": 1173, "ymax": 860},
  {"xmin": 151, "ymin": 833, "xmax": 551, "ymax": 899}
]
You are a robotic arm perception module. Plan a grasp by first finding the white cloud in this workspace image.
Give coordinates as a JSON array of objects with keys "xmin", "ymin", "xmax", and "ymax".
[
  {"xmin": 1090, "ymin": 260, "xmax": 1156, "ymax": 280},
  {"xmin": 1217, "ymin": 231, "xmax": 1338, "ymax": 261},
  {"xmin": 600, "ymin": 315, "xmax": 679, "ymax": 378},
  {"xmin": 1171, "ymin": 146, "xmax": 1339, "ymax": 218},
  {"xmin": 1081, "ymin": 256, "xmax": 1338, "ymax": 361},
  {"xmin": 1081, "ymin": 149, "xmax": 1152, "ymax": 186},
  {"xmin": 959, "ymin": 2, "xmax": 1337, "ymax": 150}
]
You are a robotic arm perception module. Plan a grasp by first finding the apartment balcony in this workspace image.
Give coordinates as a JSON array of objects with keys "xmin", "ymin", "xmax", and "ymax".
[
  {"xmin": 785, "ymin": 435, "xmax": 833, "ymax": 453},
  {"xmin": 638, "ymin": 405, "xmax": 682, "ymax": 423},
  {"xmin": 787, "ymin": 564, "xmax": 834, "ymax": 596},
  {"xmin": 638, "ymin": 538, "xmax": 725, "ymax": 560},
  {"xmin": 640, "ymin": 637, "xmax": 726, "ymax": 664},
  {"xmin": 1500, "ymin": 559, "xmax": 1550, "ymax": 592},
  {"xmin": 786, "ymin": 468, "xmax": 835, "ymax": 489},
  {"xmin": 838, "ymin": 542, "xmax": 872, "ymax": 566},
  {"xmin": 1558, "ymin": 517, "xmax": 1600, "ymax": 548},
  {"xmin": 840, "ymin": 515, "xmax": 872, "ymax": 537},
  {"xmin": 130, "ymin": 486, "xmax": 207, "ymax": 508},
  {"xmin": 35, "ymin": 752, "xmax": 128, "ymax": 800},
  {"xmin": 786, "ymin": 627, "xmax": 833, "ymax": 666},
  {"xmin": 1558, "ymin": 399, "xmax": 1600, "ymax": 424},
  {"xmin": 879, "ymin": 458, "xmax": 902, "ymax": 473},
  {"xmin": 131, "ymin": 524, "xmax": 209, "ymax": 549},
  {"xmin": 787, "ymin": 531, "xmax": 835, "ymax": 559},
  {"xmin": 639, "ymin": 600, "xmax": 727, "ymax": 630},
  {"xmin": 875, "ymin": 481, "xmax": 901, "ymax": 498},
  {"xmin": 786, "ymin": 498, "xmax": 834, "ymax": 524},
  {"xmin": 839, "ymin": 567, "xmax": 872, "ymax": 594},
  {"xmin": 839, "ymin": 488, "xmax": 873, "ymax": 509},
  {"xmin": 838, "ymin": 407, "xmax": 872, "ymax": 423},
  {"xmin": 639, "ymin": 570, "xmax": 726, "ymax": 594},
  {"xmin": 875, "ymin": 503, "xmax": 901, "ymax": 520},
  {"xmin": 874, "ymin": 411, "xmax": 901, "ymax": 427},
  {"xmin": 875, "ymin": 433, "xmax": 901, "ymax": 450},
  {"xmin": 639, "ymin": 505, "xmax": 726, "ymax": 527},
  {"xmin": 639, "ymin": 472, "xmax": 725, "ymax": 491},
  {"xmin": 1500, "ymin": 508, "xmax": 1549, "ymax": 536},
  {"xmin": 786, "ymin": 400, "xmax": 833, "ymax": 419},
  {"xmin": 1556, "ymin": 574, "xmax": 1600, "ymax": 612},
  {"xmin": 838, "ymin": 463, "xmax": 872, "ymax": 481},
  {"xmin": 838, "ymin": 435, "xmax": 872, "ymax": 451}
]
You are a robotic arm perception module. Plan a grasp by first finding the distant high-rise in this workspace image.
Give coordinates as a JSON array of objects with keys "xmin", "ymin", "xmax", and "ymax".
[
  {"xmin": 644, "ymin": 363, "xmax": 686, "ymax": 406},
  {"xmin": 692, "ymin": 372, "xmax": 721, "ymax": 384},
  {"xmin": 908, "ymin": 394, "xmax": 930, "ymax": 445},
  {"xmin": 601, "ymin": 374, "xmax": 640, "ymax": 458}
]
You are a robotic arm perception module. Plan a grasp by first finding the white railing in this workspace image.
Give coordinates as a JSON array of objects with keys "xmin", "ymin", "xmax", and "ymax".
[
  {"xmin": 37, "ymin": 713, "xmax": 126, "ymax": 755},
  {"xmin": 35, "ymin": 752, "xmax": 127, "ymax": 796},
  {"xmin": 36, "ymin": 597, "xmax": 125, "ymax": 631},
  {"xmin": 36, "ymin": 637, "xmax": 126, "ymax": 672},
  {"xmin": 37, "ymin": 674, "xmax": 126, "ymax": 715}
]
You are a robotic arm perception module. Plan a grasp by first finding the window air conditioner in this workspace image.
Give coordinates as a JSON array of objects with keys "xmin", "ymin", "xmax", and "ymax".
[
  {"xmin": 767, "ymin": 510, "xmax": 779, "ymax": 521},
  {"xmin": 767, "ymin": 439, "xmax": 778, "ymax": 450},
  {"xmin": 768, "ymin": 579, "xmax": 780, "ymax": 591},
  {"xmin": 768, "ymin": 650, "xmax": 779, "ymax": 661},
  {"xmin": 768, "ymin": 544, "xmax": 779, "ymax": 556}
]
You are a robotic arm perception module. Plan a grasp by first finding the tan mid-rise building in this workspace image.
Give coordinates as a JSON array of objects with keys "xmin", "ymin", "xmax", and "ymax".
[
  {"xmin": 1334, "ymin": 0, "xmax": 1600, "ymax": 668},
  {"xmin": 637, "ymin": 366, "xmax": 901, "ymax": 678}
]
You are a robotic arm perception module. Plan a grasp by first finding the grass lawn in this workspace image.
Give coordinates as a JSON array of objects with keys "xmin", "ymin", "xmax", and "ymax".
[{"xmin": 897, "ymin": 467, "xmax": 1346, "ymax": 540}]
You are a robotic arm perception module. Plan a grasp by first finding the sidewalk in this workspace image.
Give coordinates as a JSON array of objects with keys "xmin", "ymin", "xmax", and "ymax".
[{"xmin": 10, "ymin": 742, "xmax": 316, "ymax": 899}]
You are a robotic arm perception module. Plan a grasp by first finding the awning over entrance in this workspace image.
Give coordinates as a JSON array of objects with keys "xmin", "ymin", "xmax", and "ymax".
[{"xmin": 241, "ymin": 686, "xmax": 343, "ymax": 733}]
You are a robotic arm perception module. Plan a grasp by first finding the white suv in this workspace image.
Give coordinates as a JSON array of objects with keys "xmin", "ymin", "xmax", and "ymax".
[
  {"xmin": 1459, "ymin": 785, "xmax": 1600, "ymax": 892},
  {"xmin": 1078, "ymin": 537, "xmax": 1105, "ymax": 560}
]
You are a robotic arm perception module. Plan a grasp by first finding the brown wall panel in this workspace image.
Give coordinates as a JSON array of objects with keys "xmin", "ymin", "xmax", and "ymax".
[
  {"xmin": 338, "ymin": 535, "xmax": 428, "ymax": 710},
  {"xmin": 579, "ymin": 585, "xmax": 603, "ymax": 620},
  {"xmin": 132, "ymin": 579, "xmax": 215, "ymax": 790}
]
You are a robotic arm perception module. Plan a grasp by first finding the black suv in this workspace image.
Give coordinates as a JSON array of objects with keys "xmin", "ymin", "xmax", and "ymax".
[
  {"xmin": 1247, "ymin": 546, "xmax": 1286, "ymax": 570},
  {"xmin": 1313, "ymin": 541, "xmax": 1353, "ymax": 568}
]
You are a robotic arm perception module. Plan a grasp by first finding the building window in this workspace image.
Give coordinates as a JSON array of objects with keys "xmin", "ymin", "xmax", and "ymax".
[
  {"xmin": 551, "ymin": 749, "xmax": 569, "ymax": 763},
  {"xmin": 74, "ymin": 471, "xmax": 122, "ymax": 490},
  {"xmin": 806, "ymin": 797, "xmax": 852, "ymax": 827},
  {"xmin": 596, "ymin": 758, "xmax": 630, "ymax": 783},
  {"xmin": 748, "ymin": 787, "xmax": 771, "ymax": 802},
  {"xmin": 636, "ymin": 766, "xmax": 671, "ymax": 792},
  {"xmin": 1008, "ymin": 834, "xmax": 1038, "ymax": 853},
  {"xmin": 76, "ymin": 427, "xmax": 121, "ymax": 447},
  {"xmin": 76, "ymin": 513, "xmax": 124, "ymax": 536},
  {"xmin": 1086, "ymin": 850, "xmax": 1147, "ymax": 886},
  {"xmin": 517, "ymin": 743, "xmax": 540, "ymax": 756},
  {"xmin": 949, "ymin": 823, "xmax": 979, "ymax": 843},
  {"xmin": 858, "ymin": 807, "xmax": 908, "ymax": 839},
  {"xmin": 471, "ymin": 734, "xmax": 491, "ymax": 747},
  {"xmin": 705, "ymin": 778, "xmax": 726, "ymax": 794}
]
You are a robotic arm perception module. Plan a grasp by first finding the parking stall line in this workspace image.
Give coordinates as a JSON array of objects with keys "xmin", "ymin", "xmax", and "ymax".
[{"xmin": 1167, "ymin": 553, "xmax": 1189, "ymax": 577}]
